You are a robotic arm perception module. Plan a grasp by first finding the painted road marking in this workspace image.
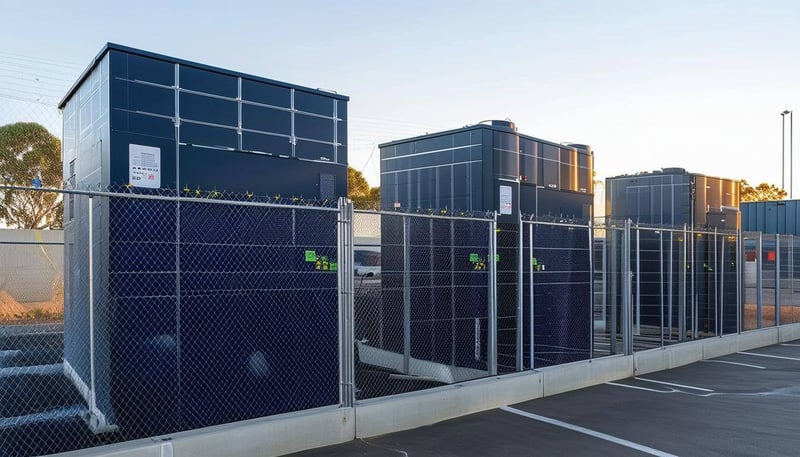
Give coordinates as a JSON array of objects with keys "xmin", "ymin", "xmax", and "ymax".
[
  {"xmin": 634, "ymin": 377, "xmax": 714, "ymax": 392},
  {"xmin": 780, "ymin": 343, "xmax": 800, "ymax": 347},
  {"xmin": 501, "ymin": 406, "xmax": 678, "ymax": 457},
  {"xmin": 738, "ymin": 352, "xmax": 800, "ymax": 362},
  {"xmin": 703, "ymin": 359, "xmax": 766, "ymax": 369},
  {"xmin": 606, "ymin": 381, "xmax": 673, "ymax": 393}
]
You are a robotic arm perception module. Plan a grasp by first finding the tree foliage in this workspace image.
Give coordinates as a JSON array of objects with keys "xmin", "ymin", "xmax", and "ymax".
[
  {"xmin": 347, "ymin": 167, "xmax": 380, "ymax": 210},
  {"xmin": 740, "ymin": 180, "xmax": 787, "ymax": 202},
  {"xmin": 0, "ymin": 122, "xmax": 63, "ymax": 229}
]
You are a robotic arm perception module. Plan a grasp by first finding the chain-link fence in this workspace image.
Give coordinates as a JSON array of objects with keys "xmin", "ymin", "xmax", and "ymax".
[
  {"xmin": 5, "ymin": 187, "xmax": 800, "ymax": 456},
  {"xmin": 1, "ymin": 187, "xmax": 347, "ymax": 456},
  {"xmin": 593, "ymin": 222, "xmax": 742, "ymax": 355},
  {"xmin": 353, "ymin": 211, "xmax": 494, "ymax": 400},
  {"xmin": 742, "ymin": 232, "xmax": 800, "ymax": 331}
]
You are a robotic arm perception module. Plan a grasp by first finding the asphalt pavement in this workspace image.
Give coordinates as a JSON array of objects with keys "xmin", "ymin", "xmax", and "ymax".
[{"xmin": 291, "ymin": 340, "xmax": 800, "ymax": 456}]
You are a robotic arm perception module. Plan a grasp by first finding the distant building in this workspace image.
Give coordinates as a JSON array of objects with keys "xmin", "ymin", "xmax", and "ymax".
[
  {"xmin": 606, "ymin": 167, "xmax": 740, "ymax": 229},
  {"xmin": 741, "ymin": 200, "xmax": 800, "ymax": 236}
]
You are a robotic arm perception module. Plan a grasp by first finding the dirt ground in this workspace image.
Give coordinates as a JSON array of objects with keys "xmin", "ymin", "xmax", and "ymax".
[{"xmin": 743, "ymin": 303, "xmax": 800, "ymax": 330}]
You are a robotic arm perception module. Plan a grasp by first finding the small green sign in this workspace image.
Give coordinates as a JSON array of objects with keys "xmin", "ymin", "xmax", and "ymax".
[
  {"xmin": 305, "ymin": 250, "xmax": 317, "ymax": 262},
  {"xmin": 531, "ymin": 257, "xmax": 538, "ymax": 266},
  {"xmin": 330, "ymin": 262, "xmax": 338, "ymax": 272},
  {"xmin": 469, "ymin": 253, "xmax": 479, "ymax": 263},
  {"xmin": 495, "ymin": 254, "xmax": 500, "ymax": 262}
]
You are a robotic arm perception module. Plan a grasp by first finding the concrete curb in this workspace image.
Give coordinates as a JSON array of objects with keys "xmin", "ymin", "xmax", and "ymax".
[{"xmin": 56, "ymin": 323, "xmax": 800, "ymax": 456}]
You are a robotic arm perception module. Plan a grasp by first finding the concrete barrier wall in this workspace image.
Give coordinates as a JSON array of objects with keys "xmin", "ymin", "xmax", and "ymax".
[
  {"xmin": 63, "ymin": 323, "xmax": 800, "ymax": 457},
  {"xmin": 778, "ymin": 323, "xmax": 800, "ymax": 342},
  {"xmin": 634, "ymin": 340, "xmax": 704, "ymax": 376},
  {"xmin": 541, "ymin": 355, "xmax": 632, "ymax": 397},
  {"xmin": 58, "ymin": 407, "xmax": 354, "ymax": 457},
  {"xmin": 355, "ymin": 371, "xmax": 543, "ymax": 438}
]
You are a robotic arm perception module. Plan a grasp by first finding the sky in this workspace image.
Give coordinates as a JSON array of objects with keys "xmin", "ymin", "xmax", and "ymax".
[{"xmin": 1, "ymin": 0, "xmax": 798, "ymax": 190}]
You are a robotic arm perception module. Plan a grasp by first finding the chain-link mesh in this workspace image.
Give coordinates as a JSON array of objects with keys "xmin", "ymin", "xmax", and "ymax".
[
  {"xmin": 592, "ymin": 223, "xmax": 742, "ymax": 355},
  {"xmin": 522, "ymin": 221, "xmax": 592, "ymax": 368},
  {"xmin": 1, "ymin": 188, "xmax": 343, "ymax": 456},
  {"xmin": 6, "ymin": 188, "xmax": 800, "ymax": 455},
  {"xmin": 353, "ymin": 211, "xmax": 493, "ymax": 400}
]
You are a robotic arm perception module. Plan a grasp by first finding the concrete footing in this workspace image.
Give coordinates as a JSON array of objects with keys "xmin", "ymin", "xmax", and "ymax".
[{"xmin": 61, "ymin": 322, "xmax": 800, "ymax": 457}]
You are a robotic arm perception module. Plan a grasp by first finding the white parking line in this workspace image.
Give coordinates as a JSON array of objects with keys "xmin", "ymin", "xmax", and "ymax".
[
  {"xmin": 703, "ymin": 360, "xmax": 766, "ymax": 369},
  {"xmin": 606, "ymin": 381, "xmax": 674, "ymax": 393},
  {"xmin": 501, "ymin": 406, "xmax": 678, "ymax": 457},
  {"xmin": 634, "ymin": 377, "xmax": 714, "ymax": 392},
  {"xmin": 738, "ymin": 352, "xmax": 800, "ymax": 361},
  {"xmin": 780, "ymin": 343, "xmax": 800, "ymax": 347}
]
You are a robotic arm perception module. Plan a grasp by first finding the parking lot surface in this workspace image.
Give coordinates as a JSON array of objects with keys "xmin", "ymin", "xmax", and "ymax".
[{"xmin": 292, "ymin": 340, "xmax": 800, "ymax": 456}]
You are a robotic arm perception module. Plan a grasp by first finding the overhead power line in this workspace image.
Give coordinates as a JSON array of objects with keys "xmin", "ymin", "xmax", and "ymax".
[{"xmin": 0, "ymin": 50, "xmax": 83, "ymax": 68}]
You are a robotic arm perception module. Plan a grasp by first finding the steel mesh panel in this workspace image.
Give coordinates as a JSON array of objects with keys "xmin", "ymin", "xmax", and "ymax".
[
  {"xmin": 525, "ymin": 223, "xmax": 591, "ymax": 368},
  {"xmin": 355, "ymin": 212, "xmax": 491, "ymax": 400}
]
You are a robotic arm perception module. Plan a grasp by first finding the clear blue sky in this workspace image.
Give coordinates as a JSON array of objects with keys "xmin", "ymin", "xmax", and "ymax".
[{"xmin": 2, "ymin": 0, "xmax": 798, "ymax": 189}]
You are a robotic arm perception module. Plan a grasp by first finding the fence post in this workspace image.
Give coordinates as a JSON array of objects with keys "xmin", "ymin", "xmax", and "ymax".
[
  {"xmin": 635, "ymin": 226, "xmax": 640, "ymax": 336},
  {"xmin": 776, "ymin": 234, "xmax": 781, "ymax": 327},
  {"xmin": 609, "ymin": 226, "xmax": 618, "ymax": 354},
  {"xmin": 679, "ymin": 224, "xmax": 687, "ymax": 342},
  {"xmin": 659, "ymin": 229, "xmax": 664, "ymax": 347},
  {"xmin": 719, "ymin": 230, "xmax": 725, "ymax": 335},
  {"xmin": 403, "ymin": 216, "xmax": 411, "ymax": 375},
  {"xmin": 588, "ymin": 220, "xmax": 594, "ymax": 360},
  {"xmin": 714, "ymin": 228, "xmax": 719, "ymax": 336},
  {"xmin": 88, "ymin": 195, "xmax": 97, "ymax": 419},
  {"xmin": 516, "ymin": 214, "xmax": 523, "ymax": 371},
  {"xmin": 757, "ymin": 233, "xmax": 763, "ymax": 328},
  {"xmin": 737, "ymin": 231, "xmax": 742, "ymax": 334},
  {"xmin": 622, "ymin": 219, "xmax": 633, "ymax": 355},
  {"xmin": 337, "ymin": 198, "xmax": 355, "ymax": 407},
  {"xmin": 488, "ymin": 214, "xmax": 498, "ymax": 376},
  {"xmin": 668, "ymin": 231, "xmax": 674, "ymax": 342},
  {"xmin": 528, "ymin": 221, "xmax": 535, "ymax": 368}
]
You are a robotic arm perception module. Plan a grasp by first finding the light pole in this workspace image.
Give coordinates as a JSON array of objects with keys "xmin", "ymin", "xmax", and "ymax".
[{"xmin": 783, "ymin": 110, "xmax": 793, "ymax": 198}]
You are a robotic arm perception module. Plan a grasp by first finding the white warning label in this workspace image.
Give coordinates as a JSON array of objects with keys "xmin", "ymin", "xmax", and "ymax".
[{"xmin": 129, "ymin": 144, "xmax": 161, "ymax": 189}]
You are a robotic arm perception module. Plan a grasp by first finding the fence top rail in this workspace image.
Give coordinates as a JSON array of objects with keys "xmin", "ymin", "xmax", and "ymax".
[
  {"xmin": 598, "ymin": 221, "xmax": 739, "ymax": 236},
  {"xmin": 354, "ymin": 208, "xmax": 495, "ymax": 223},
  {"xmin": 0, "ymin": 185, "xmax": 341, "ymax": 213},
  {"xmin": 522, "ymin": 219, "xmax": 591, "ymax": 229}
]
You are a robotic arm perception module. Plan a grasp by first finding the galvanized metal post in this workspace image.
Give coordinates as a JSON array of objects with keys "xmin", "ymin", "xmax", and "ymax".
[
  {"xmin": 720, "ymin": 231, "xmax": 725, "ymax": 335},
  {"xmin": 403, "ymin": 216, "xmax": 411, "ymax": 374},
  {"xmin": 516, "ymin": 214, "xmax": 524, "ymax": 371},
  {"xmin": 669, "ymin": 231, "xmax": 674, "ymax": 342},
  {"xmin": 737, "ymin": 231, "xmax": 742, "ymax": 334},
  {"xmin": 776, "ymin": 234, "xmax": 781, "ymax": 327},
  {"xmin": 88, "ymin": 196, "xmax": 96, "ymax": 416},
  {"xmin": 622, "ymin": 220, "xmax": 633, "ymax": 355},
  {"xmin": 714, "ymin": 229, "xmax": 719, "ymax": 336},
  {"xmin": 659, "ymin": 229, "xmax": 664, "ymax": 347},
  {"xmin": 588, "ymin": 220, "xmax": 594, "ymax": 360},
  {"xmin": 691, "ymin": 228, "xmax": 697, "ymax": 339},
  {"xmin": 337, "ymin": 198, "xmax": 355, "ymax": 407},
  {"xmin": 609, "ymin": 227, "xmax": 618, "ymax": 354},
  {"xmin": 635, "ymin": 227, "xmax": 641, "ymax": 336},
  {"xmin": 488, "ymin": 215, "xmax": 498, "ymax": 376},
  {"xmin": 528, "ymin": 222, "xmax": 535, "ymax": 368},
  {"xmin": 679, "ymin": 225, "xmax": 687, "ymax": 342},
  {"xmin": 757, "ymin": 233, "xmax": 763, "ymax": 328}
]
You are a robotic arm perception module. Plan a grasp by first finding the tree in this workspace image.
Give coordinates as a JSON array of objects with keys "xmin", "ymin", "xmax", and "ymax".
[
  {"xmin": 740, "ymin": 180, "xmax": 787, "ymax": 202},
  {"xmin": 0, "ymin": 122, "xmax": 63, "ymax": 229},
  {"xmin": 347, "ymin": 167, "xmax": 380, "ymax": 210}
]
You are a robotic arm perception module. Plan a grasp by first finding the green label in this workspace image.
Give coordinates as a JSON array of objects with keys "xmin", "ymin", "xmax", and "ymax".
[
  {"xmin": 495, "ymin": 254, "xmax": 500, "ymax": 262},
  {"xmin": 305, "ymin": 250, "xmax": 317, "ymax": 262},
  {"xmin": 330, "ymin": 262, "xmax": 338, "ymax": 272},
  {"xmin": 469, "ymin": 253, "xmax": 479, "ymax": 263},
  {"xmin": 531, "ymin": 257, "xmax": 538, "ymax": 266}
]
